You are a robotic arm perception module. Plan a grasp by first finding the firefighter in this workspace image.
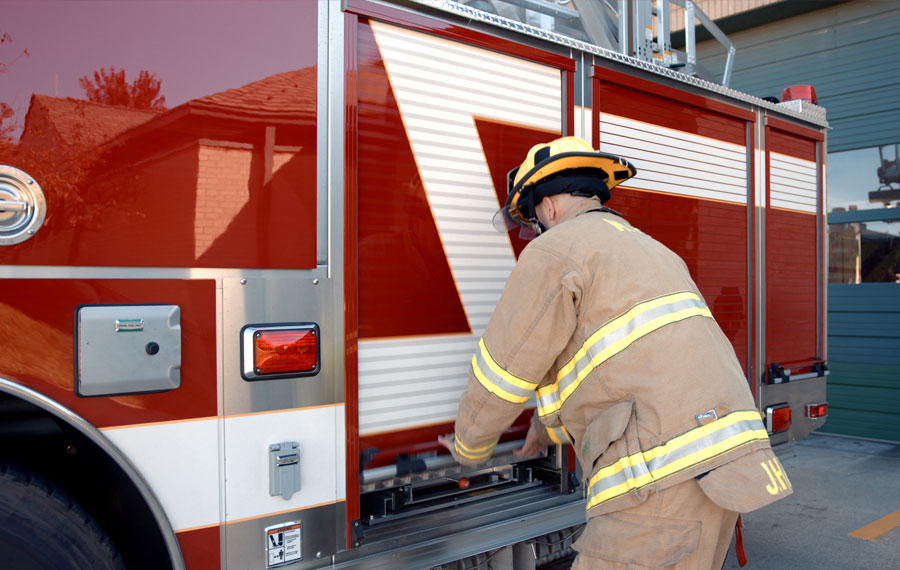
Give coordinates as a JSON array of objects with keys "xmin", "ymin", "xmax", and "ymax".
[{"xmin": 439, "ymin": 136, "xmax": 792, "ymax": 569}]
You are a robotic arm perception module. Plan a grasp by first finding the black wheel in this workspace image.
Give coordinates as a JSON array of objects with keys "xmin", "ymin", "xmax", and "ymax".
[{"xmin": 0, "ymin": 460, "xmax": 126, "ymax": 570}]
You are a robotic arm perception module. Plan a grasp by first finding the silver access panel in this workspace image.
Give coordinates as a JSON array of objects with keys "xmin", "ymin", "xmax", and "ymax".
[{"xmin": 76, "ymin": 304, "xmax": 182, "ymax": 397}]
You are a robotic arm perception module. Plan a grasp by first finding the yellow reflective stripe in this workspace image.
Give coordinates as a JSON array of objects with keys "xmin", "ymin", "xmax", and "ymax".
[
  {"xmin": 561, "ymin": 306, "xmax": 711, "ymax": 404},
  {"xmin": 454, "ymin": 435, "xmax": 497, "ymax": 461},
  {"xmin": 641, "ymin": 410, "xmax": 762, "ymax": 462},
  {"xmin": 557, "ymin": 291, "xmax": 703, "ymax": 381},
  {"xmin": 546, "ymin": 425, "xmax": 570, "ymax": 445},
  {"xmin": 586, "ymin": 428, "xmax": 768, "ymax": 509},
  {"xmin": 472, "ymin": 357, "xmax": 530, "ymax": 404},
  {"xmin": 602, "ymin": 218, "xmax": 635, "ymax": 232},
  {"xmin": 587, "ymin": 410, "xmax": 761, "ymax": 485},
  {"xmin": 479, "ymin": 339, "xmax": 536, "ymax": 391},
  {"xmin": 585, "ymin": 411, "xmax": 769, "ymax": 510},
  {"xmin": 472, "ymin": 356, "xmax": 532, "ymax": 404},
  {"xmin": 471, "ymin": 338, "xmax": 537, "ymax": 404},
  {"xmin": 537, "ymin": 292, "xmax": 712, "ymax": 418},
  {"xmin": 649, "ymin": 428, "xmax": 769, "ymax": 482}
]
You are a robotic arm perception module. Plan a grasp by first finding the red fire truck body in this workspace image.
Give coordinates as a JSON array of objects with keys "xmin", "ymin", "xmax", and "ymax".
[{"xmin": 0, "ymin": 1, "xmax": 827, "ymax": 569}]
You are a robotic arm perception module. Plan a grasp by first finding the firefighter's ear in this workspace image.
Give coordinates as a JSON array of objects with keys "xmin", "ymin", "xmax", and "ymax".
[{"xmin": 536, "ymin": 195, "xmax": 555, "ymax": 227}]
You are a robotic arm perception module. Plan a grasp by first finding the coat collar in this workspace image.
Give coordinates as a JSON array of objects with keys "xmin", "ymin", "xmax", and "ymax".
[{"xmin": 558, "ymin": 197, "xmax": 605, "ymax": 226}]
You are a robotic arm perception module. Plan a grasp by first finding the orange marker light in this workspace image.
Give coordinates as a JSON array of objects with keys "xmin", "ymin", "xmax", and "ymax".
[
  {"xmin": 242, "ymin": 324, "xmax": 320, "ymax": 380},
  {"xmin": 457, "ymin": 477, "xmax": 470, "ymax": 490},
  {"xmin": 806, "ymin": 402, "xmax": 828, "ymax": 419},
  {"xmin": 254, "ymin": 329, "xmax": 318, "ymax": 375}
]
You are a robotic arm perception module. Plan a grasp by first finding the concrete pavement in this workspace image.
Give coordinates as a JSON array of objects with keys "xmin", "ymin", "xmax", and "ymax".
[{"xmin": 724, "ymin": 433, "xmax": 900, "ymax": 569}]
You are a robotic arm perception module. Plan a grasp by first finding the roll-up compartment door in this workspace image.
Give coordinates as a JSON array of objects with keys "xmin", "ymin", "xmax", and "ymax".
[
  {"xmin": 347, "ymin": 14, "xmax": 574, "ymax": 532},
  {"xmin": 591, "ymin": 66, "xmax": 754, "ymax": 374},
  {"xmin": 764, "ymin": 120, "xmax": 824, "ymax": 378}
]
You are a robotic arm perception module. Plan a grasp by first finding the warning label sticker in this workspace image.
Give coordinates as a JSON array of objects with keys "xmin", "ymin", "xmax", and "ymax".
[{"xmin": 265, "ymin": 521, "xmax": 302, "ymax": 568}]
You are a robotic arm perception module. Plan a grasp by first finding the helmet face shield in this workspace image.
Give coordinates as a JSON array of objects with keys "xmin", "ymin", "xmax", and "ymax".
[
  {"xmin": 492, "ymin": 205, "xmax": 540, "ymax": 240},
  {"xmin": 502, "ymin": 164, "xmax": 540, "ymax": 230}
]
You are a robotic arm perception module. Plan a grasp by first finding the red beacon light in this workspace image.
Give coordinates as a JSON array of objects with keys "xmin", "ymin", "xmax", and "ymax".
[
  {"xmin": 241, "ymin": 324, "xmax": 320, "ymax": 380},
  {"xmin": 781, "ymin": 85, "xmax": 818, "ymax": 105}
]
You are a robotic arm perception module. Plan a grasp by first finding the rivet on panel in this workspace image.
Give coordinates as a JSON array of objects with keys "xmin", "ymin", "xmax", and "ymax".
[
  {"xmin": 312, "ymin": 279, "xmax": 320, "ymax": 285},
  {"xmin": 240, "ymin": 278, "xmax": 247, "ymax": 285}
]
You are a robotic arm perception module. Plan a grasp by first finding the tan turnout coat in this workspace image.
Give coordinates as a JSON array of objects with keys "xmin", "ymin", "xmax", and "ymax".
[{"xmin": 452, "ymin": 198, "xmax": 791, "ymax": 520}]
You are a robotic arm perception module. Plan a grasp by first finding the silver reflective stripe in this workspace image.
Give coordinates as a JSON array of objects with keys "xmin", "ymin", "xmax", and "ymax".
[
  {"xmin": 472, "ymin": 338, "xmax": 537, "ymax": 404},
  {"xmin": 586, "ymin": 411, "xmax": 768, "ymax": 510}
]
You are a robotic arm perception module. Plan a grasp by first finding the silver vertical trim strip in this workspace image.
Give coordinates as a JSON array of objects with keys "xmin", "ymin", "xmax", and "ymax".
[
  {"xmin": 746, "ymin": 121, "xmax": 754, "ymax": 385},
  {"xmin": 326, "ymin": 3, "xmax": 348, "ymax": 550},
  {"xmin": 756, "ymin": 114, "xmax": 767, "ymax": 404},
  {"xmin": 326, "ymin": 0, "xmax": 346, "ymax": 283},
  {"xmin": 816, "ymin": 140, "xmax": 822, "ymax": 357},
  {"xmin": 318, "ymin": 0, "xmax": 330, "ymax": 269},
  {"xmin": 821, "ymin": 136, "xmax": 828, "ymax": 363}
]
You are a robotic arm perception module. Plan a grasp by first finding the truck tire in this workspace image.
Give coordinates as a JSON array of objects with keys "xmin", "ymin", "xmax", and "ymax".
[{"xmin": 0, "ymin": 460, "xmax": 126, "ymax": 570}]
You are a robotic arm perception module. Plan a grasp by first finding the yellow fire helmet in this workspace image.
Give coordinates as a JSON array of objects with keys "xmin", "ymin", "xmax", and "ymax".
[{"xmin": 494, "ymin": 136, "xmax": 637, "ymax": 238}]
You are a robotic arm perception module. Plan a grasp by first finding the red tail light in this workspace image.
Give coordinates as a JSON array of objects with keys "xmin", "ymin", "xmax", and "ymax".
[
  {"xmin": 766, "ymin": 404, "xmax": 792, "ymax": 434},
  {"xmin": 806, "ymin": 402, "xmax": 828, "ymax": 418},
  {"xmin": 242, "ymin": 324, "xmax": 320, "ymax": 380}
]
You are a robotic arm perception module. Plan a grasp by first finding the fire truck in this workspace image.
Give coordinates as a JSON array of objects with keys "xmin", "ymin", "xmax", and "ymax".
[{"xmin": 0, "ymin": 1, "xmax": 828, "ymax": 568}]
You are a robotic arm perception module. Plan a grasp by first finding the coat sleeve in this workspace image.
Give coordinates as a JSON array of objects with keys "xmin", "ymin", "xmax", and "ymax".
[{"xmin": 451, "ymin": 245, "xmax": 578, "ymax": 465}]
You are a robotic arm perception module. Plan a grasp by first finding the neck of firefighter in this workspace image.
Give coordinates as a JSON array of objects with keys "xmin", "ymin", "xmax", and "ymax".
[{"xmin": 536, "ymin": 193, "xmax": 595, "ymax": 230}]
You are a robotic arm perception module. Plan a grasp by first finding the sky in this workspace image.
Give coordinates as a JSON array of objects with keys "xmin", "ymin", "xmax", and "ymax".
[{"xmin": 1, "ymin": 0, "xmax": 318, "ymax": 137}]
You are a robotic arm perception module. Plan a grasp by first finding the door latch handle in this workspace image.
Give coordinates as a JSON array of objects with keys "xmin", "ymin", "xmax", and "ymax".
[{"xmin": 0, "ymin": 199, "xmax": 28, "ymax": 212}]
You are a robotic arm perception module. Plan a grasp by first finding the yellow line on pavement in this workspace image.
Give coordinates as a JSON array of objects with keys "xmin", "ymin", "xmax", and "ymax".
[{"xmin": 848, "ymin": 509, "xmax": 900, "ymax": 541}]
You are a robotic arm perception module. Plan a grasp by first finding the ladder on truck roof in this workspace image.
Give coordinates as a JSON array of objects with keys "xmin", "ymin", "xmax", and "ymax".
[{"xmin": 448, "ymin": 0, "xmax": 737, "ymax": 86}]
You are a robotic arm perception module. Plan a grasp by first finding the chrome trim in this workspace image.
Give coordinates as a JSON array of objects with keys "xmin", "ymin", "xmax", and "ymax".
[
  {"xmin": 754, "ymin": 113, "xmax": 767, "ymax": 407},
  {"xmin": 0, "ymin": 376, "xmax": 185, "ymax": 570},
  {"xmin": 333, "ymin": 493, "xmax": 585, "ymax": 569},
  {"xmin": 317, "ymin": 0, "xmax": 331, "ymax": 268},
  {"xmin": 765, "ymin": 402, "xmax": 791, "ymax": 435},
  {"xmin": 805, "ymin": 401, "xmax": 828, "ymax": 418},
  {"xmin": 328, "ymin": 0, "xmax": 349, "ymax": 550},
  {"xmin": 0, "ymin": 264, "xmax": 328, "ymax": 281},
  {"xmin": 0, "ymin": 165, "xmax": 47, "ymax": 245},
  {"xmin": 745, "ymin": 121, "xmax": 754, "ymax": 385},
  {"xmin": 816, "ymin": 140, "xmax": 822, "ymax": 357},
  {"xmin": 240, "ymin": 322, "xmax": 321, "ymax": 381},
  {"xmin": 789, "ymin": 370, "xmax": 830, "ymax": 382},
  {"xmin": 406, "ymin": 0, "xmax": 827, "ymax": 126},
  {"xmin": 821, "ymin": 136, "xmax": 828, "ymax": 364},
  {"xmin": 326, "ymin": 0, "xmax": 346, "ymax": 282}
]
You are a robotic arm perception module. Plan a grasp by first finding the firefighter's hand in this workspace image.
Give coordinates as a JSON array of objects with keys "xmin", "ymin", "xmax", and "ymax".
[
  {"xmin": 513, "ymin": 424, "xmax": 546, "ymax": 458},
  {"xmin": 437, "ymin": 433, "xmax": 455, "ymax": 454}
]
